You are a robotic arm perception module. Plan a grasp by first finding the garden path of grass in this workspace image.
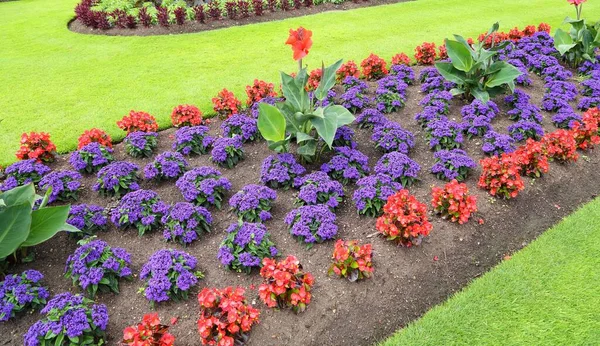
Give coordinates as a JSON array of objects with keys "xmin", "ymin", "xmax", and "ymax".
[
  {"xmin": 381, "ymin": 197, "xmax": 600, "ymax": 346},
  {"xmin": 2, "ymin": 0, "xmax": 600, "ymax": 165}
]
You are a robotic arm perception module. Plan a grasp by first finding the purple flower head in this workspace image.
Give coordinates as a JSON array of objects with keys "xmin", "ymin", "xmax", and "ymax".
[
  {"xmin": 124, "ymin": 131, "xmax": 158, "ymax": 158},
  {"xmin": 67, "ymin": 204, "xmax": 107, "ymax": 237},
  {"xmin": 260, "ymin": 153, "xmax": 306, "ymax": 189},
  {"xmin": 341, "ymin": 86, "xmax": 372, "ymax": 114},
  {"xmin": 229, "ymin": 184, "xmax": 277, "ymax": 222},
  {"xmin": 342, "ymin": 76, "xmax": 368, "ymax": 91},
  {"xmin": 552, "ymin": 108, "xmax": 582, "ymax": 129},
  {"xmin": 389, "ymin": 64, "xmax": 415, "ymax": 85},
  {"xmin": 355, "ymin": 108, "xmax": 388, "ymax": 129},
  {"xmin": 460, "ymin": 100, "xmax": 499, "ymax": 138},
  {"xmin": 353, "ymin": 173, "xmax": 402, "ymax": 217},
  {"xmin": 333, "ymin": 126, "xmax": 356, "ymax": 148},
  {"xmin": 294, "ymin": 171, "xmax": 345, "ymax": 210},
  {"xmin": 507, "ymin": 59, "xmax": 532, "ymax": 85},
  {"xmin": 38, "ymin": 170, "xmax": 82, "ymax": 204},
  {"xmin": 110, "ymin": 189, "xmax": 169, "ymax": 235},
  {"xmin": 69, "ymin": 142, "xmax": 114, "ymax": 173},
  {"xmin": 507, "ymin": 102, "xmax": 543, "ymax": 123},
  {"xmin": 528, "ymin": 54, "xmax": 560, "ymax": 75},
  {"xmin": 541, "ymin": 93, "xmax": 573, "ymax": 112},
  {"xmin": 578, "ymin": 96, "xmax": 600, "ymax": 111},
  {"xmin": 431, "ymin": 149, "xmax": 476, "ymax": 182},
  {"xmin": 211, "ymin": 136, "xmax": 244, "ymax": 168},
  {"xmin": 504, "ymin": 89, "xmax": 531, "ymax": 108},
  {"xmin": 374, "ymin": 151, "xmax": 420, "ymax": 187},
  {"xmin": 92, "ymin": 161, "xmax": 140, "ymax": 197},
  {"xmin": 415, "ymin": 106, "xmax": 448, "ymax": 127},
  {"xmin": 176, "ymin": 166, "xmax": 231, "ymax": 208},
  {"xmin": 285, "ymin": 205, "xmax": 337, "ymax": 245},
  {"xmin": 372, "ymin": 121, "xmax": 415, "ymax": 154},
  {"xmin": 221, "ymin": 114, "xmax": 259, "ymax": 142},
  {"xmin": 218, "ymin": 222, "xmax": 277, "ymax": 273},
  {"xmin": 375, "ymin": 90, "xmax": 405, "ymax": 113},
  {"xmin": 419, "ymin": 67, "xmax": 440, "ymax": 82},
  {"xmin": 419, "ymin": 91, "xmax": 453, "ymax": 113},
  {"xmin": 377, "ymin": 75, "xmax": 409, "ymax": 95},
  {"xmin": 162, "ymin": 202, "xmax": 211, "ymax": 245},
  {"xmin": 545, "ymin": 81, "xmax": 578, "ymax": 101},
  {"xmin": 0, "ymin": 159, "xmax": 50, "ymax": 191},
  {"xmin": 581, "ymin": 78, "xmax": 600, "ymax": 97},
  {"xmin": 508, "ymin": 120, "xmax": 545, "ymax": 141},
  {"xmin": 173, "ymin": 125, "xmax": 214, "ymax": 155},
  {"xmin": 144, "ymin": 151, "xmax": 188, "ymax": 181},
  {"xmin": 578, "ymin": 60, "xmax": 600, "ymax": 76},
  {"xmin": 0, "ymin": 270, "xmax": 48, "ymax": 322},
  {"xmin": 425, "ymin": 119, "xmax": 463, "ymax": 151},
  {"xmin": 542, "ymin": 65, "xmax": 572, "ymax": 82},
  {"xmin": 482, "ymin": 131, "xmax": 517, "ymax": 156},
  {"xmin": 321, "ymin": 146, "xmax": 370, "ymax": 184}
]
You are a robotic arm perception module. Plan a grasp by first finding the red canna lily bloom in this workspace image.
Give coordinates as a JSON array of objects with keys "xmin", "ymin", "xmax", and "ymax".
[
  {"xmin": 568, "ymin": 0, "xmax": 586, "ymax": 5},
  {"xmin": 285, "ymin": 27, "xmax": 313, "ymax": 61}
]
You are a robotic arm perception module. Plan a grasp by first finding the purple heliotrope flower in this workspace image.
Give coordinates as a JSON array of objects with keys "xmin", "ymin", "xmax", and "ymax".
[
  {"xmin": 419, "ymin": 91, "xmax": 453, "ymax": 114},
  {"xmin": 377, "ymin": 75, "xmax": 409, "ymax": 95},
  {"xmin": 260, "ymin": 153, "xmax": 306, "ymax": 189},
  {"xmin": 341, "ymin": 86, "xmax": 372, "ymax": 113},
  {"xmin": 552, "ymin": 108, "xmax": 582, "ymax": 129},
  {"xmin": 482, "ymin": 131, "xmax": 517, "ymax": 156},
  {"xmin": 504, "ymin": 89, "xmax": 531, "ymax": 108},
  {"xmin": 176, "ymin": 166, "xmax": 232, "ymax": 208},
  {"xmin": 162, "ymin": 202, "xmax": 212, "ymax": 245},
  {"xmin": 321, "ymin": 146, "xmax": 370, "ymax": 184},
  {"xmin": 64, "ymin": 239, "xmax": 132, "ymax": 297},
  {"xmin": 507, "ymin": 102, "xmax": 543, "ymax": 123},
  {"xmin": 374, "ymin": 151, "xmax": 420, "ymax": 187},
  {"xmin": 389, "ymin": 64, "xmax": 415, "ymax": 85},
  {"xmin": 217, "ymin": 222, "xmax": 277, "ymax": 273},
  {"xmin": 0, "ymin": 159, "xmax": 50, "ymax": 191},
  {"xmin": 140, "ymin": 249, "xmax": 203, "ymax": 304},
  {"xmin": 425, "ymin": 119, "xmax": 463, "ymax": 151},
  {"xmin": 333, "ymin": 126, "xmax": 356, "ymax": 148},
  {"xmin": 92, "ymin": 161, "xmax": 140, "ymax": 197},
  {"xmin": 172, "ymin": 125, "xmax": 214, "ymax": 155},
  {"xmin": 431, "ymin": 149, "xmax": 476, "ymax": 182},
  {"xmin": 144, "ymin": 151, "xmax": 188, "ymax": 181},
  {"xmin": 545, "ymin": 81, "xmax": 578, "ymax": 101},
  {"xmin": 420, "ymin": 68, "xmax": 455, "ymax": 93},
  {"xmin": 508, "ymin": 59, "xmax": 532, "ymax": 85},
  {"xmin": 229, "ymin": 184, "xmax": 277, "ymax": 222},
  {"xmin": 508, "ymin": 120, "xmax": 545, "ymax": 141},
  {"xmin": 415, "ymin": 107, "xmax": 448, "ymax": 128},
  {"xmin": 211, "ymin": 136, "xmax": 244, "ymax": 168},
  {"xmin": 38, "ymin": 170, "xmax": 82, "ymax": 204},
  {"xmin": 67, "ymin": 204, "xmax": 107, "ymax": 237},
  {"xmin": 541, "ymin": 93, "xmax": 572, "ymax": 112},
  {"xmin": 294, "ymin": 171, "xmax": 344, "ymax": 210},
  {"xmin": 69, "ymin": 142, "xmax": 114, "ymax": 173},
  {"xmin": 249, "ymin": 96, "xmax": 283, "ymax": 118},
  {"xmin": 341, "ymin": 76, "xmax": 368, "ymax": 91},
  {"xmin": 353, "ymin": 173, "xmax": 402, "ymax": 218},
  {"xmin": 355, "ymin": 108, "xmax": 388, "ymax": 129},
  {"xmin": 124, "ymin": 131, "xmax": 158, "ymax": 158},
  {"xmin": 285, "ymin": 205, "xmax": 337, "ymax": 246},
  {"xmin": 221, "ymin": 114, "xmax": 259, "ymax": 142},
  {"xmin": 578, "ymin": 60, "xmax": 600, "ymax": 76},
  {"xmin": 110, "ymin": 189, "xmax": 169, "ymax": 236},
  {"xmin": 460, "ymin": 100, "xmax": 499, "ymax": 138},
  {"xmin": 542, "ymin": 65, "xmax": 572, "ymax": 82},
  {"xmin": 578, "ymin": 96, "xmax": 600, "ymax": 111},
  {"xmin": 372, "ymin": 121, "xmax": 415, "ymax": 154},
  {"xmin": 580, "ymin": 78, "xmax": 600, "ymax": 97},
  {"xmin": 0, "ymin": 270, "xmax": 49, "ymax": 322},
  {"xmin": 375, "ymin": 90, "xmax": 405, "ymax": 113}
]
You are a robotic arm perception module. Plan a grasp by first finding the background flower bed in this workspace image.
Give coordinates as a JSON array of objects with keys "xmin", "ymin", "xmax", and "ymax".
[{"xmin": 2, "ymin": 65, "xmax": 600, "ymax": 346}]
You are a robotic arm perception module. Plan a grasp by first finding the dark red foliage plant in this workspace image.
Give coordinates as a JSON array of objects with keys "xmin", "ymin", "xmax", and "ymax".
[
  {"xmin": 238, "ymin": 0, "xmax": 250, "ymax": 18},
  {"xmin": 74, "ymin": 0, "xmax": 96, "ymax": 27},
  {"xmin": 293, "ymin": 0, "xmax": 302, "ymax": 10},
  {"xmin": 94, "ymin": 11, "xmax": 111, "ymax": 30},
  {"xmin": 174, "ymin": 7, "xmax": 186, "ymax": 25},
  {"xmin": 267, "ymin": 0, "xmax": 277, "ymax": 11},
  {"xmin": 225, "ymin": 1, "xmax": 237, "ymax": 19},
  {"xmin": 303, "ymin": 0, "xmax": 312, "ymax": 7},
  {"xmin": 252, "ymin": 0, "xmax": 264, "ymax": 16},
  {"xmin": 138, "ymin": 7, "xmax": 152, "ymax": 27},
  {"xmin": 208, "ymin": 0, "xmax": 221, "ymax": 20},
  {"xmin": 156, "ymin": 6, "xmax": 170, "ymax": 27},
  {"xmin": 280, "ymin": 0, "xmax": 290, "ymax": 11},
  {"xmin": 193, "ymin": 5, "xmax": 206, "ymax": 23}
]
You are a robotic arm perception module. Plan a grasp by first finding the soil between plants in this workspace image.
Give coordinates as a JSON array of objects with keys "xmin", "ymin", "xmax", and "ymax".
[
  {"xmin": 2, "ymin": 67, "xmax": 600, "ymax": 346},
  {"xmin": 68, "ymin": 0, "xmax": 410, "ymax": 37}
]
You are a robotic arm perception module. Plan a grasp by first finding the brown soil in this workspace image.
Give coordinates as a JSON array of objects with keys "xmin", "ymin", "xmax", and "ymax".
[
  {"xmin": 2, "ymin": 68, "xmax": 599, "ymax": 346},
  {"xmin": 68, "ymin": 0, "xmax": 410, "ymax": 37}
]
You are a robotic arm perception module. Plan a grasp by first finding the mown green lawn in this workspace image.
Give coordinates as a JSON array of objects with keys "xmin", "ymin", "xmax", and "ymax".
[
  {"xmin": 381, "ymin": 197, "xmax": 600, "ymax": 346},
  {"xmin": 1, "ymin": 0, "xmax": 599, "ymax": 165}
]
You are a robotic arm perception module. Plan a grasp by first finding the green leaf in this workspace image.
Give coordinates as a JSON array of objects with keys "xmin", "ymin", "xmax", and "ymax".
[
  {"xmin": 257, "ymin": 103, "xmax": 286, "ymax": 143},
  {"xmin": 22, "ymin": 205, "xmax": 70, "ymax": 247},
  {"xmin": 295, "ymin": 132, "xmax": 314, "ymax": 143},
  {"xmin": 435, "ymin": 62, "xmax": 466, "ymax": 84},
  {"xmin": 324, "ymin": 105, "xmax": 355, "ymax": 127},
  {"xmin": 0, "ymin": 184, "xmax": 36, "ymax": 208},
  {"xmin": 312, "ymin": 113, "xmax": 337, "ymax": 148},
  {"xmin": 0, "ymin": 202, "xmax": 32, "ymax": 259},
  {"xmin": 314, "ymin": 59, "xmax": 343, "ymax": 101},
  {"xmin": 445, "ymin": 39, "xmax": 474, "ymax": 72},
  {"xmin": 297, "ymin": 140, "xmax": 317, "ymax": 157},
  {"xmin": 485, "ymin": 62, "xmax": 522, "ymax": 88},
  {"xmin": 278, "ymin": 102, "xmax": 303, "ymax": 135},
  {"xmin": 554, "ymin": 29, "xmax": 576, "ymax": 55},
  {"xmin": 280, "ymin": 71, "xmax": 303, "ymax": 111},
  {"xmin": 471, "ymin": 88, "xmax": 490, "ymax": 103}
]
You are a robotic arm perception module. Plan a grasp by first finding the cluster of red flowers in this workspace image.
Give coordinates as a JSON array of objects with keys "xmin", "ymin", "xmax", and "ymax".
[
  {"xmin": 478, "ymin": 154, "xmax": 525, "ymax": 199},
  {"xmin": 538, "ymin": 22, "xmax": 551, "ymax": 33},
  {"xmin": 360, "ymin": 53, "xmax": 388, "ymax": 80},
  {"xmin": 117, "ymin": 110, "xmax": 159, "ymax": 133},
  {"xmin": 122, "ymin": 313, "xmax": 175, "ymax": 346},
  {"xmin": 245, "ymin": 79, "xmax": 277, "ymax": 106},
  {"xmin": 15, "ymin": 132, "xmax": 57, "ymax": 163},
  {"xmin": 391, "ymin": 53, "xmax": 411, "ymax": 66},
  {"xmin": 171, "ymin": 104, "xmax": 204, "ymax": 127},
  {"xmin": 572, "ymin": 108, "xmax": 600, "ymax": 150},
  {"xmin": 375, "ymin": 190, "xmax": 432, "ymax": 247},
  {"xmin": 212, "ymin": 88, "xmax": 242, "ymax": 119},
  {"xmin": 431, "ymin": 180, "xmax": 477, "ymax": 224},
  {"xmin": 197, "ymin": 287, "xmax": 260, "ymax": 346},
  {"xmin": 438, "ymin": 44, "xmax": 448, "ymax": 60},
  {"xmin": 513, "ymin": 139, "xmax": 549, "ymax": 178},
  {"xmin": 306, "ymin": 68, "xmax": 322, "ymax": 91},
  {"xmin": 541, "ymin": 130, "xmax": 579, "ymax": 163},
  {"xmin": 477, "ymin": 23, "xmax": 547, "ymax": 48},
  {"xmin": 328, "ymin": 239, "xmax": 373, "ymax": 282},
  {"xmin": 336, "ymin": 60, "xmax": 360, "ymax": 81},
  {"xmin": 77, "ymin": 128, "xmax": 112, "ymax": 149},
  {"xmin": 258, "ymin": 256, "xmax": 314, "ymax": 313},
  {"xmin": 414, "ymin": 42, "xmax": 437, "ymax": 65}
]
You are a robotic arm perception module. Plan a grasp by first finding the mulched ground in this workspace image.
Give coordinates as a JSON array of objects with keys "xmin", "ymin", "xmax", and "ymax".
[
  {"xmin": 68, "ymin": 0, "xmax": 410, "ymax": 37},
  {"xmin": 1, "ymin": 66, "xmax": 599, "ymax": 346}
]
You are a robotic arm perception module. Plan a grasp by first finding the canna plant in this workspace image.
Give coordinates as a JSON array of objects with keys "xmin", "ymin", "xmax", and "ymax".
[
  {"xmin": 553, "ymin": 3, "xmax": 600, "ymax": 68},
  {"xmin": 257, "ymin": 27, "xmax": 355, "ymax": 162},
  {"xmin": 435, "ymin": 23, "xmax": 522, "ymax": 103}
]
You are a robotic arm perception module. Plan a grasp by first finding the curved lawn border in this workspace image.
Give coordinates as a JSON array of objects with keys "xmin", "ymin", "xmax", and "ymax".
[{"xmin": 380, "ymin": 197, "xmax": 600, "ymax": 346}]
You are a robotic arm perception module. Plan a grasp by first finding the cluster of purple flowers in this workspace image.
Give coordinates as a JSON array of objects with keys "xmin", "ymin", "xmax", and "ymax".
[
  {"xmin": 64, "ymin": 239, "xmax": 132, "ymax": 297},
  {"xmin": 508, "ymin": 120, "xmax": 545, "ymax": 141},
  {"xmin": 217, "ymin": 222, "xmax": 278, "ymax": 273},
  {"xmin": 140, "ymin": 249, "xmax": 204, "ymax": 304},
  {"xmin": 176, "ymin": 166, "xmax": 232, "ymax": 208},
  {"xmin": 355, "ymin": 108, "xmax": 388, "ymax": 129},
  {"xmin": 333, "ymin": 126, "xmax": 356, "ymax": 148},
  {"xmin": 541, "ymin": 93, "xmax": 572, "ymax": 112},
  {"xmin": 425, "ymin": 119, "xmax": 464, "ymax": 151},
  {"xmin": 374, "ymin": 151, "xmax": 420, "ymax": 187},
  {"xmin": 284, "ymin": 204, "xmax": 338, "ymax": 246},
  {"xmin": 341, "ymin": 86, "xmax": 372, "ymax": 114},
  {"xmin": 38, "ymin": 170, "xmax": 82, "ymax": 204},
  {"xmin": 482, "ymin": 131, "xmax": 517, "ymax": 156},
  {"xmin": 92, "ymin": 161, "xmax": 140, "ymax": 197},
  {"xmin": 314, "ymin": 89, "xmax": 337, "ymax": 108},
  {"xmin": 419, "ymin": 67, "xmax": 455, "ymax": 93},
  {"xmin": 67, "ymin": 204, "xmax": 108, "ymax": 237},
  {"xmin": 260, "ymin": 153, "xmax": 306, "ymax": 189},
  {"xmin": 579, "ymin": 70, "xmax": 600, "ymax": 110},
  {"xmin": 578, "ymin": 60, "xmax": 600, "ymax": 76},
  {"xmin": 69, "ymin": 142, "xmax": 114, "ymax": 173},
  {"xmin": 211, "ymin": 136, "xmax": 244, "ymax": 168},
  {"xmin": 23, "ymin": 292, "xmax": 108, "ymax": 346},
  {"xmin": 460, "ymin": 100, "xmax": 499, "ymax": 138},
  {"xmin": 173, "ymin": 125, "xmax": 214, "ymax": 155},
  {"xmin": 229, "ymin": 184, "xmax": 277, "ymax": 222},
  {"xmin": 508, "ymin": 58, "xmax": 532, "ymax": 85},
  {"xmin": 552, "ymin": 108, "xmax": 583, "ymax": 129},
  {"xmin": 545, "ymin": 81, "xmax": 578, "ymax": 102},
  {"xmin": 341, "ymin": 76, "xmax": 368, "ymax": 91},
  {"xmin": 353, "ymin": 173, "xmax": 402, "ymax": 218},
  {"xmin": 321, "ymin": 146, "xmax": 370, "ymax": 184},
  {"xmin": 144, "ymin": 151, "xmax": 188, "ymax": 181},
  {"xmin": 508, "ymin": 102, "xmax": 543, "ymax": 123},
  {"xmin": 294, "ymin": 171, "xmax": 345, "ymax": 210},
  {"xmin": 0, "ymin": 270, "xmax": 48, "ymax": 322},
  {"xmin": 419, "ymin": 91, "xmax": 452, "ymax": 114},
  {"xmin": 249, "ymin": 96, "xmax": 282, "ymax": 118},
  {"xmin": 221, "ymin": 114, "xmax": 259, "ymax": 142},
  {"xmin": 110, "ymin": 189, "xmax": 169, "ymax": 235},
  {"xmin": 372, "ymin": 121, "xmax": 415, "ymax": 154},
  {"xmin": 162, "ymin": 202, "xmax": 212, "ymax": 245},
  {"xmin": 124, "ymin": 131, "xmax": 158, "ymax": 158},
  {"xmin": 375, "ymin": 89, "xmax": 405, "ymax": 113},
  {"xmin": 0, "ymin": 159, "xmax": 50, "ymax": 191},
  {"xmin": 389, "ymin": 64, "xmax": 415, "ymax": 85},
  {"xmin": 431, "ymin": 149, "xmax": 476, "ymax": 182}
]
